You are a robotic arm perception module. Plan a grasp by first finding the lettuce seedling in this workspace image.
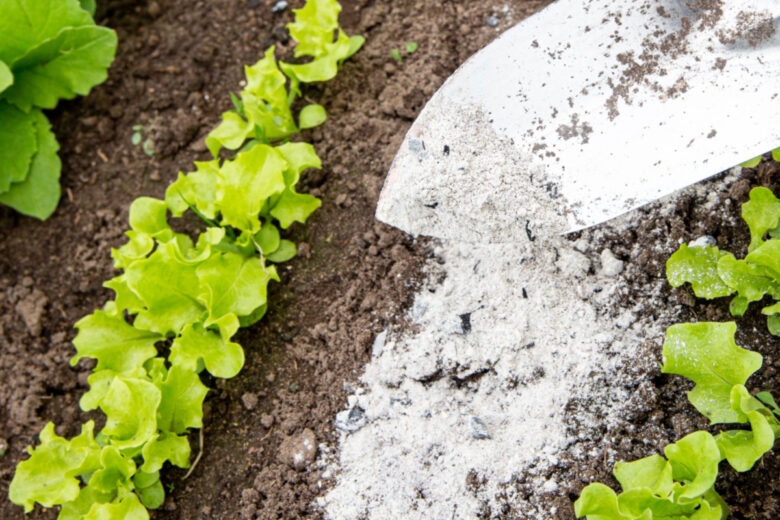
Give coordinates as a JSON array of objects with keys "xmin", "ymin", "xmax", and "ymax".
[{"xmin": 0, "ymin": 0, "xmax": 117, "ymax": 219}]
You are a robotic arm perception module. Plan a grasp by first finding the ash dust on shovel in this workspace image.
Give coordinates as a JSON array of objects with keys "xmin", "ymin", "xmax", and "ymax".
[{"xmin": 321, "ymin": 163, "xmax": 780, "ymax": 520}]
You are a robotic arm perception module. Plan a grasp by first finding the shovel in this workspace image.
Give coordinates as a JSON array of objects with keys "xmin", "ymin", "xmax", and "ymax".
[{"xmin": 376, "ymin": 0, "xmax": 780, "ymax": 242}]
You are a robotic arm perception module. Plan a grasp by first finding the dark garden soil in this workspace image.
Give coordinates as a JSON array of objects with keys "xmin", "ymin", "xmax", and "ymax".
[{"xmin": 0, "ymin": 0, "xmax": 777, "ymax": 519}]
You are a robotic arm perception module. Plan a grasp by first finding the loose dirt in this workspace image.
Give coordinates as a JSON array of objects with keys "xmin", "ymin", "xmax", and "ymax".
[{"xmin": 0, "ymin": 1, "xmax": 776, "ymax": 519}]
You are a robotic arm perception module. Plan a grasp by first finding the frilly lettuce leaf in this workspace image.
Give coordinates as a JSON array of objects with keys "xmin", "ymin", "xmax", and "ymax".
[
  {"xmin": 0, "ymin": 101, "xmax": 37, "ymax": 192},
  {"xmin": 574, "ymin": 483, "xmax": 634, "ymax": 520},
  {"xmin": 0, "ymin": 107, "xmax": 61, "ymax": 219},
  {"xmin": 9, "ymin": 421, "xmax": 101, "ymax": 512},
  {"xmin": 613, "ymin": 454, "xmax": 674, "ymax": 495},
  {"xmin": 128, "ymin": 197, "xmax": 171, "ymax": 239},
  {"xmin": 84, "ymin": 487, "xmax": 149, "ymax": 520},
  {"xmin": 99, "ymin": 376, "xmax": 161, "ymax": 450},
  {"xmin": 170, "ymin": 322, "xmax": 245, "ymax": 378},
  {"xmin": 664, "ymin": 431, "xmax": 721, "ymax": 501},
  {"xmin": 205, "ymin": 111, "xmax": 253, "ymax": 157},
  {"xmin": 216, "ymin": 143, "xmax": 287, "ymax": 232},
  {"xmin": 141, "ymin": 432, "xmax": 191, "ymax": 473},
  {"xmin": 716, "ymin": 385, "xmax": 777, "ymax": 472},
  {"xmin": 666, "ymin": 243, "xmax": 733, "ymax": 299},
  {"xmin": 72, "ymin": 309, "xmax": 161, "ymax": 373},
  {"xmin": 156, "ymin": 365, "xmax": 209, "ymax": 434},
  {"xmin": 716, "ymin": 253, "xmax": 779, "ymax": 316},
  {"xmin": 741, "ymin": 187, "xmax": 780, "ymax": 252},
  {"xmin": 88, "ymin": 446, "xmax": 136, "ymax": 494},
  {"xmin": 662, "ymin": 322, "xmax": 762, "ymax": 423},
  {"xmin": 165, "ymin": 161, "xmax": 221, "ymax": 219},
  {"xmin": 0, "ymin": 60, "xmax": 13, "ymax": 93}
]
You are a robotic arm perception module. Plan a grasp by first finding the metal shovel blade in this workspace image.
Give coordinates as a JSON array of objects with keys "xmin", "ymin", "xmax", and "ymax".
[{"xmin": 376, "ymin": 0, "xmax": 780, "ymax": 242}]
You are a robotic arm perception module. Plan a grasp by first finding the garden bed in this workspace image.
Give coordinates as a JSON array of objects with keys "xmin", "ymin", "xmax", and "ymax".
[{"xmin": 0, "ymin": 1, "xmax": 777, "ymax": 519}]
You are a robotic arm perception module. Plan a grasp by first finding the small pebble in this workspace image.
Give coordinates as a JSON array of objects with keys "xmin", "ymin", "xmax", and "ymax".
[
  {"xmin": 241, "ymin": 392, "xmax": 259, "ymax": 411},
  {"xmin": 147, "ymin": 1, "xmax": 161, "ymax": 17},
  {"xmin": 470, "ymin": 416, "xmax": 491, "ymax": 440},
  {"xmin": 271, "ymin": 0, "xmax": 288, "ymax": 13},
  {"xmin": 599, "ymin": 249, "xmax": 625, "ymax": 277},
  {"xmin": 261, "ymin": 414, "xmax": 274, "ymax": 429},
  {"xmin": 278, "ymin": 428, "xmax": 317, "ymax": 471},
  {"xmin": 486, "ymin": 16, "xmax": 500, "ymax": 27}
]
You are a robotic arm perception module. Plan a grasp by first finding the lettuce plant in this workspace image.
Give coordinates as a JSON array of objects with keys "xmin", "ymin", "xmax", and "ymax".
[
  {"xmin": 8, "ymin": 1, "xmax": 362, "ymax": 518},
  {"xmin": 0, "ymin": 0, "xmax": 117, "ymax": 219},
  {"xmin": 576, "ymin": 187, "xmax": 780, "ymax": 520}
]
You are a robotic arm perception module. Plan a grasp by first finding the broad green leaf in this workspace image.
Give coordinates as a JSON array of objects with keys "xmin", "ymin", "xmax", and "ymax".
[
  {"xmin": 716, "ymin": 385, "xmax": 776, "ymax": 472},
  {"xmin": 617, "ymin": 489, "xmax": 697, "ymax": 518},
  {"xmin": 745, "ymin": 239, "xmax": 780, "ymax": 280},
  {"xmin": 157, "ymin": 365, "xmax": 209, "ymax": 434},
  {"xmin": 0, "ymin": 60, "xmax": 12, "ymax": 93},
  {"xmin": 255, "ymin": 220, "xmax": 281, "ymax": 255},
  {"xmin": 613, "ymin": 454, "xmax": 673, "ymax": 495},
  {"xmin": 574, "ymin": 483, "xmax": 633, "ymax": 520},
  {"xmin": 205, "ymin": 111, "xmax": 253, "ymax": 157},
  {"xmin": 741, "ymin": 187, "xmax": 780, "ymax": 252},
  {"xmin": 716, "ymin": 253, "xmax": 779, "ymax": 316},
  {"xmin": 0, "ymin": 108, "xmax": 61, "ymax": 219},
  {"xmin": 216, "ymin": 143, "xmax": 287, "ymax": 232},
  {"xmin": 141, "ymin": 432, "xmax": 191, "ymax": 473},
  {"xmin": 136, "ymin": 478, "xmax": 164, "ymax": 509},
  {"xmin": 287, "ymin": 0, "xmax": 342, "ymax": 58},
  {"xmin": 111, "ymin": 231, "xmax": 154, "ymax": 269},
  {"xmin": 299, "ymin": 103, "xmax": 327, "ymax": 129},
  {"xmin": 0, "ymin": 101, "xmax": 37, "ymax": 192},
  {"xmin": 3, "ymin": 26, "xmax": 118, "ymax": 111},
  {"xmin": 80, "ymin": 0, "xmax": 96, "ymax": 16},
  {"xmin": 197, "ymin": 249, "xmax": 279, "ymax": 325},
  {"xmin": 165, "ymin": 161, "xmax": 220, "ymax": 219},
  {"xmin": 104, "ymin": 276, "xmax": 146, "ymax": 316},
  {"xmin": 0, "ymin": 0, "xmax": 92, "ymax": 65},
  {"xmin": 72, "ymin": 309, "xmax": 161, "ymax": 372},
  {"xmin": 79, "ymin": 367, "xmax": 145, "ymax": 412},
  {"xmin": 281, "ymin": 29, "xmax": 355, "ymax": 83},
  {"xmin": 170, "ymin": 322, "xmax": 245, "ymax": 379},
  {"xmin": 275, "ymin": 141, "xmax": 322, "ymax": 187},
  {"xmin": 100, "ymin": 376, "xmax": 161, "ymax": 450},
  {"xmin": 762, "ymin": 301, "xmax": 780, "ymax": 336},
  {"xmin": 238, "ymin": 303, "xmax": 267, "ymax": 328},
  {"xmin": 84, "ymin": 488, "xmax": 149, "ymax": 520},
  {"xmin": 128, "ymin": 197, "xmax": 170, "ymax": 238},
  {"xmin": 270, "ymin": 188, "xmax": 321, "ymax": 228},
  {"xmin": 9, "ymin": 421, "xmax": 101, "ymax": 512},
  {"xmin": 125, "ymin": 242, "xmax": 206, "ymax": 335},
  {"xmin": 88, "ymin": 446, "xmax": 136, "ymax": 494},
  {"xmin": 664, "ymin": 431, "xmax": 721, "ymax": 500},
  {"xmin": 241, "ymin": 48, "xmax": 297, "ymax": 140},
  {"xmin": 267, "ymin": 239, "xmax": 297, "ymax": 263},
  {"xmin": 58, "ymin": 486, "xmax": 113, "ymax": 520},
  {"xmin": 666, "ymin": 244, "xmax": 733, "ymax": 299},
  {"xmin": 662, "ymin": 322, "xmax": 762, "ymax": 423}
]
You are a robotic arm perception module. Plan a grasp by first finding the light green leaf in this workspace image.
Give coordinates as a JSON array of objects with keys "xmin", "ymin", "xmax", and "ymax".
[
  {"xmin": 110, "ymin": 231, "xmax": 154, "ymax": 269},
  {"xmin": 299, "ymin": 103, "xmax": 327, "ymax": 129},
  {"xmin": 79, "ymin": 0, "xmax": 96, "ymax": 15},
  {"xmin": 287, "ymin": 0, "xmax": 342, "ymax": 58},
  {"xmin": 406, "ymin": 41, "xmax": 418, "ymax": 53},
  {"xmin": 170, "ymin": 322, "xmax": 245, "ymax": 379},
  {"xmin": 773, "ymin": 147, "xmax": 780, "ymax": 162},
  {"xmin": 281, "ymin": 29, "xmax": 355, "ymax": 83},
  {"xmin": 205, "ymin": 111, "xmax": 253, "ymax": 157},
  {"xmin": 0, "ymin": 0, "xmax": 92, "ymax": 65},
  {"xmin": 100, "ymin": 376, "xmax": 161, "ymax": 450},
  {"xmin": 58, "ymin": 486, "xmax": 113, "ymax": 520},
  {"xmin": 125, "ymin": 242, "xmax": 206, "ymax": 335},
  {"xmin": 574, "ymin": 483, "xmax": 633, "ymax": 520},
  {"xmin": 662, "ymin": 322, "xmax": 762, "ymax": 423},
  {"xmin": 3, "ymin": 26, "xmax": 117, "ymax": 112},
  {"xmin": 613, "ymin": 454, "xmax": 673, "ymax": 495},
  {"xmin": 216, "ymin": 143, "xmax": 287, "ymax": 232},
  {"xmin": 0, "ymin": 101, "xmax": 37, "ymax": 192},
  {"xmin": 128, "ymin": 197, "xmax": 170, "ymax": 238},
  {"xmin": 716, "ymin": 385, "xmax": 776, "ymax": 472},
  {"xmin": 745, "ymin": 239, "xmax": 780, "ymax": 280},
  {"xmin": 141, "ymin": 432, "xmax": 191, "ymax": 473},
  {"xmin": 84, "ymin": 488, "xmax": 149, "ymax": 520},
  {"xmin": 88, "ymin": 446, "xmax": 136, "ymax": 494},
  {"xmin": 267, "ymin": 239, "xmax": 297, "ymax": 263},
  {"xmin": 275, "ymin": 141, "xmax": 321, "ymax": 187},
  {"xmin": 255, "ymin": 220, "xmax": 281, "ymax": 255},
  {"xmin": 742, "ymin": 187, "xmax": 780, "ymax": 252},
  {"xmin": 270, "ymin": 189, "xmax": 321, "ymax": 229},
  {"xmin": 617, "ymin": 489, "xmax": 697, "ymax": 518},
  {"xmin": 104, "ymin": 276, "xmax": 146, "ymax": 316},
  {"xmin": 0, "ymin": 108, "xmax": 61, "ymax": 219},
  {"xmin": 79, "ymin": 367, "xmax": 145, "ymax": 412},
  {"xmin": 197, "ymin": 249, "xmax": 279, "ymax": 324},
  {"xmin": 241, "ymin": 47, "xmax": 297, "ymax": 140},
  {"xmin": 136, "ymin": 478, "xmax": 164, "ymax": 509},
  {"xmin": 664, "ymin": 431, "xmax": 721, "ymax": 500},
  {"xmin": 666, "ymin": 243, "xmax": 733, "ymax": 299},
  {"xmin": 157, "ymin": 365, "xmax": 208, "ymax": 434},
  {"xmin": 0, "ymin": 60, "xmax": 12, "ymax": 93},
  {"xmin": 9, "ymin": 421, "xmax": 101, "ymax": 512},
  {"xmin": 740, "ymin": 156, "xmax": 761, "ymax": 168},
  {"xmin": 716, "ymin": 253, "xmax": 779, "ymax": 316},
  {"xmin": 72, "ymin": 309, "xmax": 161, "ymax": 372},
  {"xmin": 165, "ymin": 162, "xmax": 221, "ymax": 219}
]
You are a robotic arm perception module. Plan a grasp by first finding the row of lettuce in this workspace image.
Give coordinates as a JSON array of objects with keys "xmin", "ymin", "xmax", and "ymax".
[
  {"xmin": 576, "ymin": 182, "xmax": 780, "ymax": 520},
  {"xmin": 8, "ymin": 0, "xmax": 363, "ymax": 518}
]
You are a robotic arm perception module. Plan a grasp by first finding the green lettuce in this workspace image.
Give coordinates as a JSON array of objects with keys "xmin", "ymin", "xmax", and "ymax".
[{"xmin": 0, "ymin": 0, "xmax": 117, "ymax": 219}]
